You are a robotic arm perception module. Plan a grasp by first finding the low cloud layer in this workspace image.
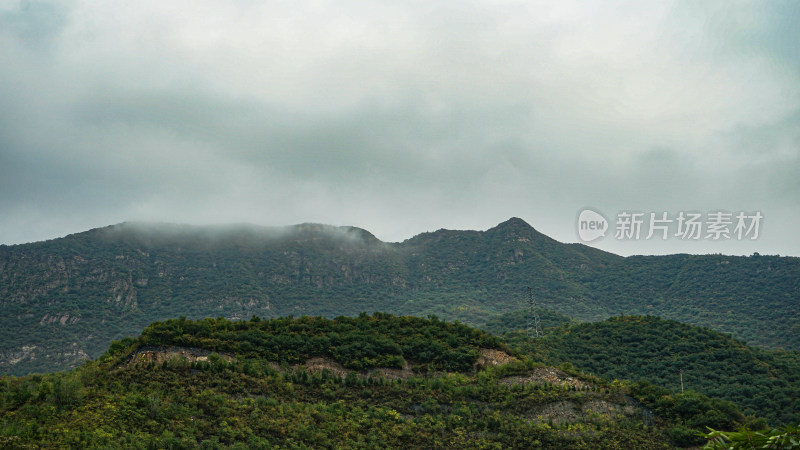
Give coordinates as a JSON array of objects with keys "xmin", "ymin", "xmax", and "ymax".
[{"xmin": 1, "ymin": 0, "xmax": 798, "ymax": 256}]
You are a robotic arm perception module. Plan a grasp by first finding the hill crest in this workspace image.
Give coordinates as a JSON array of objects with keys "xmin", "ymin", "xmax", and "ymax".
[{"xmin": 3, "ymin": 314, "xmax": 749, "ymax": 448}]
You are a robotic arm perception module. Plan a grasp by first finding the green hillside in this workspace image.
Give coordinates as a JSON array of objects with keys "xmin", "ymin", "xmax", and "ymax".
[
  {"xmin": 481, "ymin": 308, "xmax": 577, "ymax": 336},
  {"xmin": 580, "ymin": 254, "xmax": 800, "ymax": 348},
  {"xmin": 1, "ymin": 218, "xmax": 798, "ymax": 375},
  {"xmin": 0, "ymin": 314, "xmax": 755, "ymax": 448},
  {"xmin": 496, "ymin": 315, "xmax": 800, "ymax": 426}
]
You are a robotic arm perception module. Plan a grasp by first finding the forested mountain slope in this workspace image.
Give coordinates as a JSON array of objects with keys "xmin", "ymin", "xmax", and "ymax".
[{"xmin": 1, "ymin": 218, "xmax": 797, "ymax": 374}]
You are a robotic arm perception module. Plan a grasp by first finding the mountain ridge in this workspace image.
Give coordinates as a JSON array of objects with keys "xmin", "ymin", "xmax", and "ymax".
[{"xmin": 1, "ymin": 218, "xmax": 798, "ymax": 375}]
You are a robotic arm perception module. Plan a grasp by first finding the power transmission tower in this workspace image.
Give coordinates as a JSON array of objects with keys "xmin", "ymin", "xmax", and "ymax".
[{"xmin": 527, "ymin": 286, "xmax": 543, "ymax": 338}]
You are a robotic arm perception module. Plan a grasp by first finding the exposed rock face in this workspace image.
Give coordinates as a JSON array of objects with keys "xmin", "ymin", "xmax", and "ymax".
[
  {"xmin": 301, "ymin": 357, "xmax": 416, "ymax": 380},
  {"xmin": 123, "ymin": 348, "xmax": 454, "ymax": 381},
  {"xmin": 128, "ymin": 346, "xmax": 234, "ymax": 365},
  {"xmin": 475, "ymin": 348, "xmax": 516, "ymax": 368},
  {"xmin": 529, "ymin": 399, "xmax": 635, "ymax": 426},
  {"xmin": 370, "ymin": 361, "xmax": 414, "ymax": 380},
  {"xmin": 39, "ymin": 313, "xmax": 81, "ymax": 325},
  {"xmin": 0, "ymin": 344, "xmax": 40, "ymax": 366},
  {"xmin": 500, "ymin": 367, "xmax": 590, "ymax": 389},
  {"xmin": 302, "ymin": 357, "xmax": 349, "ymax": 378},
  {"xmin": 0, "ymin": 342, "xmax": 89, "ymax": 372},
  {"xmin": 493, "ymin": 366, "xmax": 642, "ymax": 426}
]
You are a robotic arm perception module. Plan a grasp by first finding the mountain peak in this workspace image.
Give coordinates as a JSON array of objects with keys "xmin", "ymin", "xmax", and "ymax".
[
  {"xmin": 489, "ymin": 217, "xmax": 536, "ymax": 233},
  {"xmin": 499, "ymin": 217, "xmax": 532, "ymax": 227}
]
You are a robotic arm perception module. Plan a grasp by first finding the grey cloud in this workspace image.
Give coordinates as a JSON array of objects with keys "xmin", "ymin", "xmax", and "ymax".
[
  {"xmin": 0, "ymin": 1, "xmax": 67, "ymax": 50},
  {"xmin": 0, "ymin": 0, "xmax": 798, "ymax": 257}
]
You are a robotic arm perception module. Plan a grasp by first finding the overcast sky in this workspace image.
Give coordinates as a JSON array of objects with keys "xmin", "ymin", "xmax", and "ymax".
[{"xmin": 1, "ymin": 0, "xmax": 798, "ymax": 256}]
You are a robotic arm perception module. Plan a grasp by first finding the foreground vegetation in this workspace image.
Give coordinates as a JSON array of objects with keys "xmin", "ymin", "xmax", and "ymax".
[
  {"xmin": 702, "ymin": 424, "xmax": 800, "ymax": 449},
  {"xmin": 0, "ymin": 314, "xmax": 761, "ymax": 448}
]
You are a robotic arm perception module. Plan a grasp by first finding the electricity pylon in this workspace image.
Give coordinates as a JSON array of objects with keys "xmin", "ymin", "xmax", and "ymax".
[{"xmin": 527, "ymin": 286, "xmax": 543, "ymax": 338}]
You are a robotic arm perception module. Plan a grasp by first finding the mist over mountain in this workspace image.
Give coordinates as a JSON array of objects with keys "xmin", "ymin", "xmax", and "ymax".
[{"xmin": 1, "ymin": 218, "xmax": 798, "ymax": 375}]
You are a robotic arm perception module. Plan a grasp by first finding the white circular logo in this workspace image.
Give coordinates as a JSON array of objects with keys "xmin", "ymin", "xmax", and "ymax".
[{"xmin": 577, "ymin": 209, "xmax": 608, "ymax": 242}]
